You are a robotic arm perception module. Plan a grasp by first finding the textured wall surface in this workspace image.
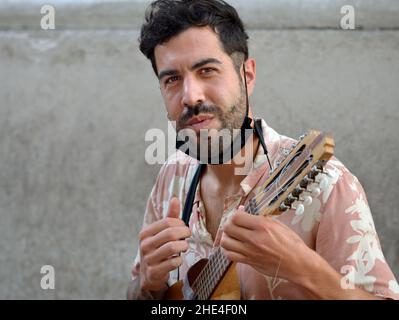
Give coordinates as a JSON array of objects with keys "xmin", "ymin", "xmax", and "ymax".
[{"xmin": 0, "ymin": 0, "xmax": 398, "ymax": 299}]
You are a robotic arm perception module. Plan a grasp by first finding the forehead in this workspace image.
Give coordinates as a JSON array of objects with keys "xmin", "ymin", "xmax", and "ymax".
[{"xmin": 154, "ymin": 26, "xmax": 229, "ymax": 72}]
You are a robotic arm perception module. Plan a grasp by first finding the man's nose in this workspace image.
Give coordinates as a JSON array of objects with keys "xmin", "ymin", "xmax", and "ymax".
[{"xmin": 181, "ymin": 75, "xmax": 205, "ymax": 108}]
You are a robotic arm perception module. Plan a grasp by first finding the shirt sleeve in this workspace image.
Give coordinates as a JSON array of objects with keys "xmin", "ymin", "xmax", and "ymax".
[
  {"xmin": 131, "ymin": 184, "xmax": 161, "ymax": 281},
  {"xmin": 315, "ymin": 162, "xmax": 399, "ymax": 299},
  {"xmin": 130, "ymin": 159, "xmax": 181, "ymax": 281}
]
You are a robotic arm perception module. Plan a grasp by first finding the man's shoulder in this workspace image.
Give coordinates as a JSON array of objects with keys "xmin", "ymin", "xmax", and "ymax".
[
  {"xmin": 318, "ymin": 156, "xmax": 367, "ymax": 207},
  {"xmin": 148, "ymin": 151, "xmax": 200, "ymax": 218},
  {"xmin": 154, "ymin": 151, "xmax": 199, "ymax": 189},
  {"xmin": 160, "ymin": 150, "xmax": 199, "ymax": 173},
  {"xmin": 324, "ymin": 157, "xmax": 357, "ymax": 181},
  {"xmin": 164, "ymin": 150, "xmax": 199, "ymax": 166}
]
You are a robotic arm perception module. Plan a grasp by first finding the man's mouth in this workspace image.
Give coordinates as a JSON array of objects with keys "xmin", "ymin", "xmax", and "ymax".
[{"xmin": 185, "ymin": 115, "xmax": 215, "ymax": 132}]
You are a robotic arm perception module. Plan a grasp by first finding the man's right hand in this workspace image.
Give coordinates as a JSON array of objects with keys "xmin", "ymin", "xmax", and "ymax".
[{"xmin": 138, "ymin": 197, "xmax": 191, "ymax": 292}]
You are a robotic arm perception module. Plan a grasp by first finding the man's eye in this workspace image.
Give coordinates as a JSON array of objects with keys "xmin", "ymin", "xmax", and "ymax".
[
  {"xmin": 200, "ymin": 68, "xmax": 215, "ymax": 75},
  {"xmin": 165, "ymin": 76, "xmax": 180, "ymax": 85}
]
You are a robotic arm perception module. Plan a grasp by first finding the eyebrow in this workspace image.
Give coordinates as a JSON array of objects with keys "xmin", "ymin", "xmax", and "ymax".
[{"xmin": 158, "ymin": 58, "xmax": 223, "ymax": 81}]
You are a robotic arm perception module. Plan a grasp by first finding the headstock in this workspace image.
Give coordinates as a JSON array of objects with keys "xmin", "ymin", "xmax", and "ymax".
[{"xmin": 247, "ymin": 131, "xmax": 335, "ymax": 217}]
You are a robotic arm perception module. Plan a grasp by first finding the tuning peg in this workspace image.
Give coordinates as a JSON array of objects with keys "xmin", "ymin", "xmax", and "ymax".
[
  {"xmin": 294, "ymin": 203, "xmax": 305, "ymax": 215},
  {"xmin": 301, "ymin": 195, "xmax": 313, "ymax": 206},
  {"xmin": 311, "ymin": 165, "xmax": 322, "ymax": 174},
  {"xmin": 304, "ymin": 195, "xmax": 313, "ymax": 206},
  {"xmin": 298, "ymin": 134, "xmax": 306, "ymax": 141},
  {"xmin": 292, "ymin": 185, "xmax": 305, "ymax": 198},
  {"xmin": 279, "ymin": 203, "xmax": 290, "ymax": 212},
  {"xmin": 309, "ymin": 184, "xmax": 321, "ymax": 197},
  {"xmin": 300, "ymin": 176, "xmax": 312, "ymax": 188},
  {"xmin": 319, "ymin": 176, "xmax": 329, "ymax": 190},
  {"xmin": 282, "ymin": 149, "xmax": 290, "ymax": 156},
  {"xmin": 282, "ymin": 193, "xmax": 298, "ymax": 211},
  {"xmin": 286, "ymin": 193, "xmax": 298, "ymax": 204},
  {"xmin": 307, "ymin": 173, "xmax": 316, "ymax": 183},
  {"xmin": 315, "ymin": 160, "xmax": 326, "ymax": 172},
  {"xmin": 308, "ymin": 166, "xmax": 322, "ymax": 180}
]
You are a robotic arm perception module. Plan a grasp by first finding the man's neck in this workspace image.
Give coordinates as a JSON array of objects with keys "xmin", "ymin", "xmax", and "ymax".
[{"xmin": 203, "ymin": 133, "xmax": 260, "ymax": 196}]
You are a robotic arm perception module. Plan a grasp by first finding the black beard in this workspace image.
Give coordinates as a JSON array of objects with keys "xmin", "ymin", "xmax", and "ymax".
[
  {"xmin": 176, "ymin": 86, "xmax": 247, "ymax": 160},
  {"xmin": 177, "ymin": 84, "xmax": 247, "ymax": 135}
]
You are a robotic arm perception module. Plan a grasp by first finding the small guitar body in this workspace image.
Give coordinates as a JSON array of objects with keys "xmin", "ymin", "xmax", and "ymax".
[{"xmin": 164, "ymin": 259, "xmax": 240, "ymax": 300}]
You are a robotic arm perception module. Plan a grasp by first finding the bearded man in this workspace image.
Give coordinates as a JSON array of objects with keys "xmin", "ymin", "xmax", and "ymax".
[{"xmin": 127, "ymin": 0, "xmax": 398, "ymax": 300}]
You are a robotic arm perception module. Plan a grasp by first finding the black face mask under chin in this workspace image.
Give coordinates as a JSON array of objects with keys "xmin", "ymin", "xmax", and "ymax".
[
  {"xmin": 175, "ymin": 63, "xmax": 255, "ymax": 165},
  {"xmin": 175, "ymin": 115, "xmax": 253, "ymax": 164}
]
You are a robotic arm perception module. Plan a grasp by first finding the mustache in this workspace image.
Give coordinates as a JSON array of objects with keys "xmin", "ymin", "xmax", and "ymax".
[{"xmin": 178, "ymin": 103, "xmax": 221, "ymax": 128}]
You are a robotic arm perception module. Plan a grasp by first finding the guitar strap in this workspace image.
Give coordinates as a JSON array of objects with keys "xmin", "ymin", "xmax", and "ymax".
[
  {"xmin": 181, "ymin": 118, "xmax": 270, "ymax": 226},
  {"xmin": 182, "ymin": 162, "xmax": 206, "ymax": 226}
]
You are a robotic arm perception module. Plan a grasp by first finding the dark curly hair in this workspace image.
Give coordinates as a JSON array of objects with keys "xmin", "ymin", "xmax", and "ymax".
[{"xmin": 139, "ymin": 0, "xmax": 249, "ymax": 76}]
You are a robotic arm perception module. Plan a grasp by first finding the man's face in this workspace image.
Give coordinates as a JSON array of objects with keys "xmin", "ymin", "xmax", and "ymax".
[{"xmin": 154, "ymin": 26, "xmax": 248, "ymax": 156}]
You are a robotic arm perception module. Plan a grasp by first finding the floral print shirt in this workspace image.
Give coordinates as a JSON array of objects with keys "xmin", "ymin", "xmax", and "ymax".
[{"xmin": 131, "ymin": 119, "xmax": 399, "ymax": 299}]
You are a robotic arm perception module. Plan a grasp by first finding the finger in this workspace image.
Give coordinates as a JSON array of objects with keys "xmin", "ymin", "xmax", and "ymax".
[
  {"xmin": 221, "ymin": 246, "xmax": 247, "ymax": 264},
  {"xmin": 145, "ymin": 240, "xmax": 189, "ymax": 265},
  {"xmin": 151, "ymin": 225, "xmax": 191, "ymax": 248},
  {"xmin": 139, "ymin": 197, "xmax": 183, "ymax": 241},
  {"xmin": 146, "ymin": 255, "xmax": 183, "ymax": 281},
  {"xmin": 167, "ymin": 197, "xmax": 181, "ymax": 219},
  {"xmin": 139, "ymin": 216, "xmax": 186, "ymax": 241},
  {"xmin": 230, "ymin": 210, "xmax": 266, "ymax": 230},
  {"xmin": 141, "ymin": 225, "xmax": 191, "ymax": 253},
  {"xmin": 223, "ymin": 219, "xmax": 253, "ymax": 242},
  {"xmin": 220, "ymin": 232, "xmax": 247, "ymax": 257}
]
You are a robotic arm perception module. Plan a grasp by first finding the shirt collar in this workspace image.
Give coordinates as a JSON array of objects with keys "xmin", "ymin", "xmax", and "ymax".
[
  {"xmin": 239, "ymin": 118, "xmax": 279, "ymax": 195},
  {"xmin": 191, "ymin": 118, "xmax": 282, "ymax": 203}
]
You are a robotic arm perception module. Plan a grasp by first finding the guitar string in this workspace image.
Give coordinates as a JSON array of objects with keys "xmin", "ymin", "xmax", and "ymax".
[{"xmin": 244, "ymin": 150, "xmax": 313, "ymax": 217}]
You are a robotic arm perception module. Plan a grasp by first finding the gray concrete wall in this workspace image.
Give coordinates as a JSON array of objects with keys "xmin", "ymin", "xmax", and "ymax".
[{"xmin": 0, "ymin": 0, "xmax": 398, "ymax": 299}]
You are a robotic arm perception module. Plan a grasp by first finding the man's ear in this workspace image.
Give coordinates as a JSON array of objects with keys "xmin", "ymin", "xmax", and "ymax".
[{"xmin": 243, "ymin": 58, "xmax": 256, "ymax": 96}]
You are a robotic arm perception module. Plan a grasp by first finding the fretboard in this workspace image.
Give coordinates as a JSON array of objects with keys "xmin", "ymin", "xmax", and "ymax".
[{"xmin": 190, "ymin": 200, "xmax": 259, "ymax": 300}]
